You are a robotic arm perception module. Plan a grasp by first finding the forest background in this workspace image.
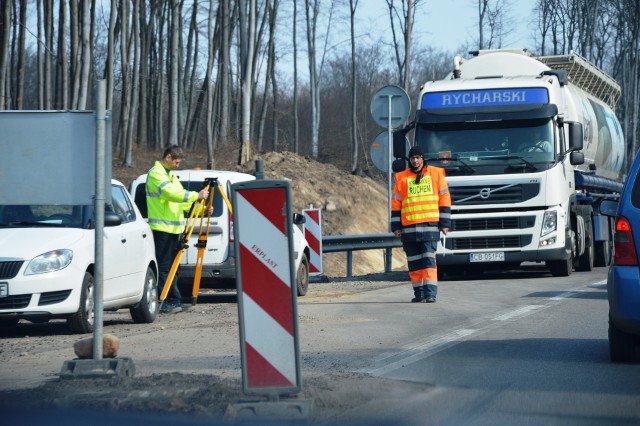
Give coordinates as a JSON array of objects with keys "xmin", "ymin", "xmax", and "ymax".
[{"xmin": 0, "ymin": 0, "xmax": 638, "ymax": 178}]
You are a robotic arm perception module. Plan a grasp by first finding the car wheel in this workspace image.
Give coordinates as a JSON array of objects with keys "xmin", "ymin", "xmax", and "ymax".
[
  {"xmin": 68, "ymin": 272, "xmax": 94, "ymax": 334},
  {"xmin": 609, "ymin": 319, "xmax": 640, "ymax": 362},
  {"xmin": 0, "ymin": 318, "xmax": 19, "ymax": 327},
  {"xmin": 296, "ymin": 254, "xmax": 309, "ymax": 297},
  {"xmin": 130, "ymin": 267, "xmax": 159, "ymax": 323}
]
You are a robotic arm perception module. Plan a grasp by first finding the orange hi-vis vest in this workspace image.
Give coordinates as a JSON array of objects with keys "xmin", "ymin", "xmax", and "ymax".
[{"xmin": 392, "ymin": 166, "xmax": 451, "ymax": 227}]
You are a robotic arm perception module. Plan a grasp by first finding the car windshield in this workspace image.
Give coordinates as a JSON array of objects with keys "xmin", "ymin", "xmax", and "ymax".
[
  {"xmin": 415, "ymin": 119, "xmax": 556, "ymax": 176},
  {"xmin": 0, "ymin": 204, "xmax": 87, "ymax": 228}
]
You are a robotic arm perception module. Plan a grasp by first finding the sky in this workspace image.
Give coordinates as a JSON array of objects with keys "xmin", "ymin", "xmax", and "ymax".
[{"xmin": 359, "ymin": 1, "xmax": 537, "ymax": 54}]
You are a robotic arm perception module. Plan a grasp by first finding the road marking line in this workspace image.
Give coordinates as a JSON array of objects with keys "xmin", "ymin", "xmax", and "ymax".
[
  {"xmin": 363, "ymin": 280, "xmax": 607, "ymax": 377},
  {"xmin": 492, "ymin": 305, "xmax": 544, "ymax": 321}
]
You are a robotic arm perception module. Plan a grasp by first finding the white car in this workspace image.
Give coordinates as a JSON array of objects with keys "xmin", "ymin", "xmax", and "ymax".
[
  {"xmin": 0, "ymin": 180, "xmax": 158, "ymax": 334},
  {"xmin": 130, "ymin": 169, "xmax": 311, "ymax": 296}
]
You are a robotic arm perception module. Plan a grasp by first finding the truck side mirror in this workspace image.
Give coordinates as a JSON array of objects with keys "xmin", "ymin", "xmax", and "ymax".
[
  {"xmin": 392, "ymin": 158, "xmax": 407, "ymax": 172},
  {"xmin": 570, "ymin": 151, "xmax": 585, "ymax": 166},
  {"xmin": 393, "ymin": 131, "xmax": 408, "ymax": 159},
  {"xmin": 567, "ymin": 122, "xmax": 583, "ymax": 151}
]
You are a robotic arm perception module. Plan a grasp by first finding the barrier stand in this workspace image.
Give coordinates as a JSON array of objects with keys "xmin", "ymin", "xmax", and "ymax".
[
  {"xmin": 303, "ymin": 206, "xmax": 322, "ymax": 276},
  {"xmin": 229, "ymin": 179, "xmax": 310, "ymax": 422}
]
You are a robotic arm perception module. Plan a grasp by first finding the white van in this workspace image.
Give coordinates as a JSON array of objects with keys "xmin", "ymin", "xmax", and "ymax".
[{"xmin": 129, "ymin": 169, "xmax": 310, "ymax": 296}]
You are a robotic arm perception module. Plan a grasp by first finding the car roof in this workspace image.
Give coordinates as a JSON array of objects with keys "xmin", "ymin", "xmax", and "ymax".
[{"xmin": 130, "ymin": 169, "xmax": 255, "ymax": 186}]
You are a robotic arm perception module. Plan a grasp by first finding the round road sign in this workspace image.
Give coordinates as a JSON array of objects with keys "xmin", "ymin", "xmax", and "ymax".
[
  {"xmin": 370, "ymin": 85, "xmax": 411, "ymax": 129},
  {"xmin": 370, "ymin": 131, "xmax": 410, "ymax": 172}
]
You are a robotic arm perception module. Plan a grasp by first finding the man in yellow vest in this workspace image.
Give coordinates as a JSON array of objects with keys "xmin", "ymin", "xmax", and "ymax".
[
  {"xmin": 146, "ymin": 145, "xmax": 211, "ymax": 314},
  {"xmin": 392, "ymin": 146, "xmax": 451, "ymax": 303}
]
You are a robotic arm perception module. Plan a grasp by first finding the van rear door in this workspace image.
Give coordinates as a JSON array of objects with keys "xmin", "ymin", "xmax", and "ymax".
[{"xmin": 178, "ymin": 177, "xmax": 230, "ymax": 267}]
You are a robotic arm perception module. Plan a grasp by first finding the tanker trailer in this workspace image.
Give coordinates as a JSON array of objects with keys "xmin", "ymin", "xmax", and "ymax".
[{"xmin": 392, "ymin": 48, "xmax": 625, "ymax": 277}]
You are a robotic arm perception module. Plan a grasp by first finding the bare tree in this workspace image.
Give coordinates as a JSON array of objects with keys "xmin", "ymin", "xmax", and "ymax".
[
  {"xmin": 349, "ymin": 0, "xmax": 358, "ymax": 172},
  {"xmin": 304, "ymin": 0, "xmax": 336, "ymax": 159},
  {"xmin": 238, "ymin": 0, "xmax": 257, "ymax": 164},
  {"xmin": 385, "ymin": 0, "xmax": 420, "ymax": 90},
  {"xmin": 219, "ymin": 0, "xmax": 231, "ymax": 150},
  {"xmin": 257, "ymin": 0, "xmax": 278, "ymax": 152},
  {"xmin": 292, "ymin": 0, "xmax": 300, "ymax": 153},
  {"xmin": 15, "ymin": 0, "xmax": 26, "ymax": 109},
  {"xmin": 477, "ymin": 0, "xmax": 512, "ymax": 50},
  {"xmin": 0, "ymin": 0, "xmax": 10, "ymax": 110},
  {"xmin": 168, "ymin": 0, "xmax": 182, "ymax": 146},
  {"xmin": 77, "ymin": 0, "xmax": 92, "ymax": 109},
  {"xmin": 205, "ymin": 0, "xmax": 219, "ymax": 167}
]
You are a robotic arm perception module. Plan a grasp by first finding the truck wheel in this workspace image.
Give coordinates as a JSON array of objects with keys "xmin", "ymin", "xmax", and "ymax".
[
  {"xmin": 594, "ymin": 240, "xmax": 611, "ymax": 267},
  {"xmin": 547, "ymin": 256, "xmax": 572, "ymax": 277},
  {"xmin": 130, "ymin": 267, "xmax": 159, "ymax": 323},
  {"xmin": 68, "ymin": 272, "xmax": 94, "ymax": 334},
  {"xmin": 609, "ymin": 319, "xmax": 640, "ymax": 362},
  {"xmin": 576, "ymin": 218, "xmax": 594, "ymax": 272},
  {"xmin": 296, "ymin": 254, "xmax": 309, "ymax": 297}
]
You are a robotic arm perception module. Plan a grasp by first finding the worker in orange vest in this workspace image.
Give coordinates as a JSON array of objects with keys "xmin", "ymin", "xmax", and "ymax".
[{"xmin": 391, "ymin": 146, "xmax": 451, "ymax": 303}]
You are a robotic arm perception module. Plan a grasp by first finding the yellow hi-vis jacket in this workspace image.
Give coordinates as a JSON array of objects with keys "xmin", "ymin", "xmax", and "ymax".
[{"xmin": 146, "ymin": 161, "xmax": 200, "ymax": 234}]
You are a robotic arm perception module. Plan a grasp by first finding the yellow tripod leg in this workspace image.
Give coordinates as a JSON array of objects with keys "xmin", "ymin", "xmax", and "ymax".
[
  {"xmin": 191, "ymin": 184, "xmax": 215, "ymax": 305},
  {"xmin": 160, "ymin": 248, "xmax": 186, "ymax": 301},
  {"xmin": 159, "ymin": 197, "xmax": 204, "ymax": 305},
  {"xmin": 218, "ymin": 182, "xmax": 233, "ymax": 214}
]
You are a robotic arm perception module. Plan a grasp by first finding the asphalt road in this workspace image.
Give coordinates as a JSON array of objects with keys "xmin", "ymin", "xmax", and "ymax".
[{"xmin": 2, "ymin": 264, "xmax": 640, "ymax": 424}]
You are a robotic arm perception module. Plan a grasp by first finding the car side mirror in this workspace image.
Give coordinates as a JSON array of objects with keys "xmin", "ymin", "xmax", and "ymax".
[
  {"xmin": 104, "ymin": 211, "xmax": 122, "ymax": 227},
  {"xmin": 599, "ymin": 199, "xmax": 619, "ymax": 217},
  {"xmin": 293, "ymin": 213, "xmax": 306, "ymax": 225}
]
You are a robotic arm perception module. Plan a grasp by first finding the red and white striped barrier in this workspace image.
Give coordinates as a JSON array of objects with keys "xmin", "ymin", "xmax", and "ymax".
[
  {"xmin": 232, "ymin": 180, "xmax": 301, "ymax": 395},
  {"xmin": 303, "ymin": 208, "xmax": 322, "ymax": 276}
]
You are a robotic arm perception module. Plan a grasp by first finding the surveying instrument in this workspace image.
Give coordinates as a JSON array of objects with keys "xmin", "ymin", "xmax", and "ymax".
[{"xmin": 159, "ymin": 177, "xmax": 233, "ymax": 307}]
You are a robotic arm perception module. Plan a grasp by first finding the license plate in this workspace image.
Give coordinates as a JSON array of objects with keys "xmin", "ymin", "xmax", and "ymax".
[
  {"xmin": 469, "ymin": 252, "xmax": 505, "ymax": 262},
  {"xmin": 0, "ymin": 283, "xmax": 7, "ymax": 297}
]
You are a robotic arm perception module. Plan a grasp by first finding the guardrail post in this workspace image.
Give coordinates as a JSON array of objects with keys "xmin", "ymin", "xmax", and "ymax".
[
  {"xmin": 346, "ymin": 251, "xmax": 353, "ymax": 277},
  {"xmin": 384, "ymin": 248, "xmax": 392, "ymax": 272}
]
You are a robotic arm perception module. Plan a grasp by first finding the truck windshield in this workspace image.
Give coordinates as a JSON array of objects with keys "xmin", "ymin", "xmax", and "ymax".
[{"xmin": 415, "ymin": 119, "xmax": 555, "ymax": 175}]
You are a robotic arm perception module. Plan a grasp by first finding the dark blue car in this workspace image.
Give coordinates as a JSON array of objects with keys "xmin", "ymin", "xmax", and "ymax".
[{"xmin": 601, "ymin": 151, "xmax": 640, "ymax": 362}]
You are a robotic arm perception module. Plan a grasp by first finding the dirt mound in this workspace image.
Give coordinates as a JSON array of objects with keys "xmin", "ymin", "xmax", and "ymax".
[{"xmin": 113, "ymin": 147, "xmax": 407, "ymax": 278}]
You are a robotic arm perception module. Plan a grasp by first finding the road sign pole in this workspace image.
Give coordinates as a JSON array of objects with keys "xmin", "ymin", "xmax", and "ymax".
[{"xmin": 370, "ymin": 85, "xmax": 411, "ymax": 274}]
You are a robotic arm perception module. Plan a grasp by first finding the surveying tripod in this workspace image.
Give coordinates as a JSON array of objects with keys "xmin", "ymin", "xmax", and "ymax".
[{"xmin": 159, "ymin": 177, "xmax": 234, "ymax": 307}]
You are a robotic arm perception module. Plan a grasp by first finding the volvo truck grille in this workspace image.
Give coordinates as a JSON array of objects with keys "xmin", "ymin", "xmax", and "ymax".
[
  {"xmin": 452, "ymin": 216, "xmax": 535, "ymax": 231},
  {"xmin": 450, "ymin": 183, "xmax": 540, "ymax": 205}
]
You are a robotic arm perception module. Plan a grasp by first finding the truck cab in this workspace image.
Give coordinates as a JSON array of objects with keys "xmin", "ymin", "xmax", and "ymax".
[{"xmin": 393, "ymin": 49, "xmax": 624, "ymax": 277}]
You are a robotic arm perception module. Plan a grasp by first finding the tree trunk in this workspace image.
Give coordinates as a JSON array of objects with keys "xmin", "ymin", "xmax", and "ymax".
[{"xmin": 0, "ymin": 0, "xmax": 10, "ymax": 109}]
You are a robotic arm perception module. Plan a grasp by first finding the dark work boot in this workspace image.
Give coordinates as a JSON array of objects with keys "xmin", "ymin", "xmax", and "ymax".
[
  {"xmin": 411, "ymin": 288, "xmax": 425, "ymax": 303},
  {"xmin": 424, "ymin": 284, "xmax": 437, "ymax": 303}
]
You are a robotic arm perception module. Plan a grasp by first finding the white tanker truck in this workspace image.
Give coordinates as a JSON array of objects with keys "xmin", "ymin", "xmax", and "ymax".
[{"xmin": 392, "ymin": 48, "xmax": 625, "ymax": 277}]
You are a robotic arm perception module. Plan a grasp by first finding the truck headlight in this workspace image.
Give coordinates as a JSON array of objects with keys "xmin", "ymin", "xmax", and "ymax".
[
  {"xmin": 25, "ymin": 249, "xmax": 73, "ymax": 275},
  {"xmin": 541, "ymin": 211, "xmax": 557, "ymax": 237}
]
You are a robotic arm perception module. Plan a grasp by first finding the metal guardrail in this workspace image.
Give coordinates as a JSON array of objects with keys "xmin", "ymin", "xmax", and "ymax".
[{"xmin": 322, "ymin": 233, "xmax": 402, "ymax": 277}]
